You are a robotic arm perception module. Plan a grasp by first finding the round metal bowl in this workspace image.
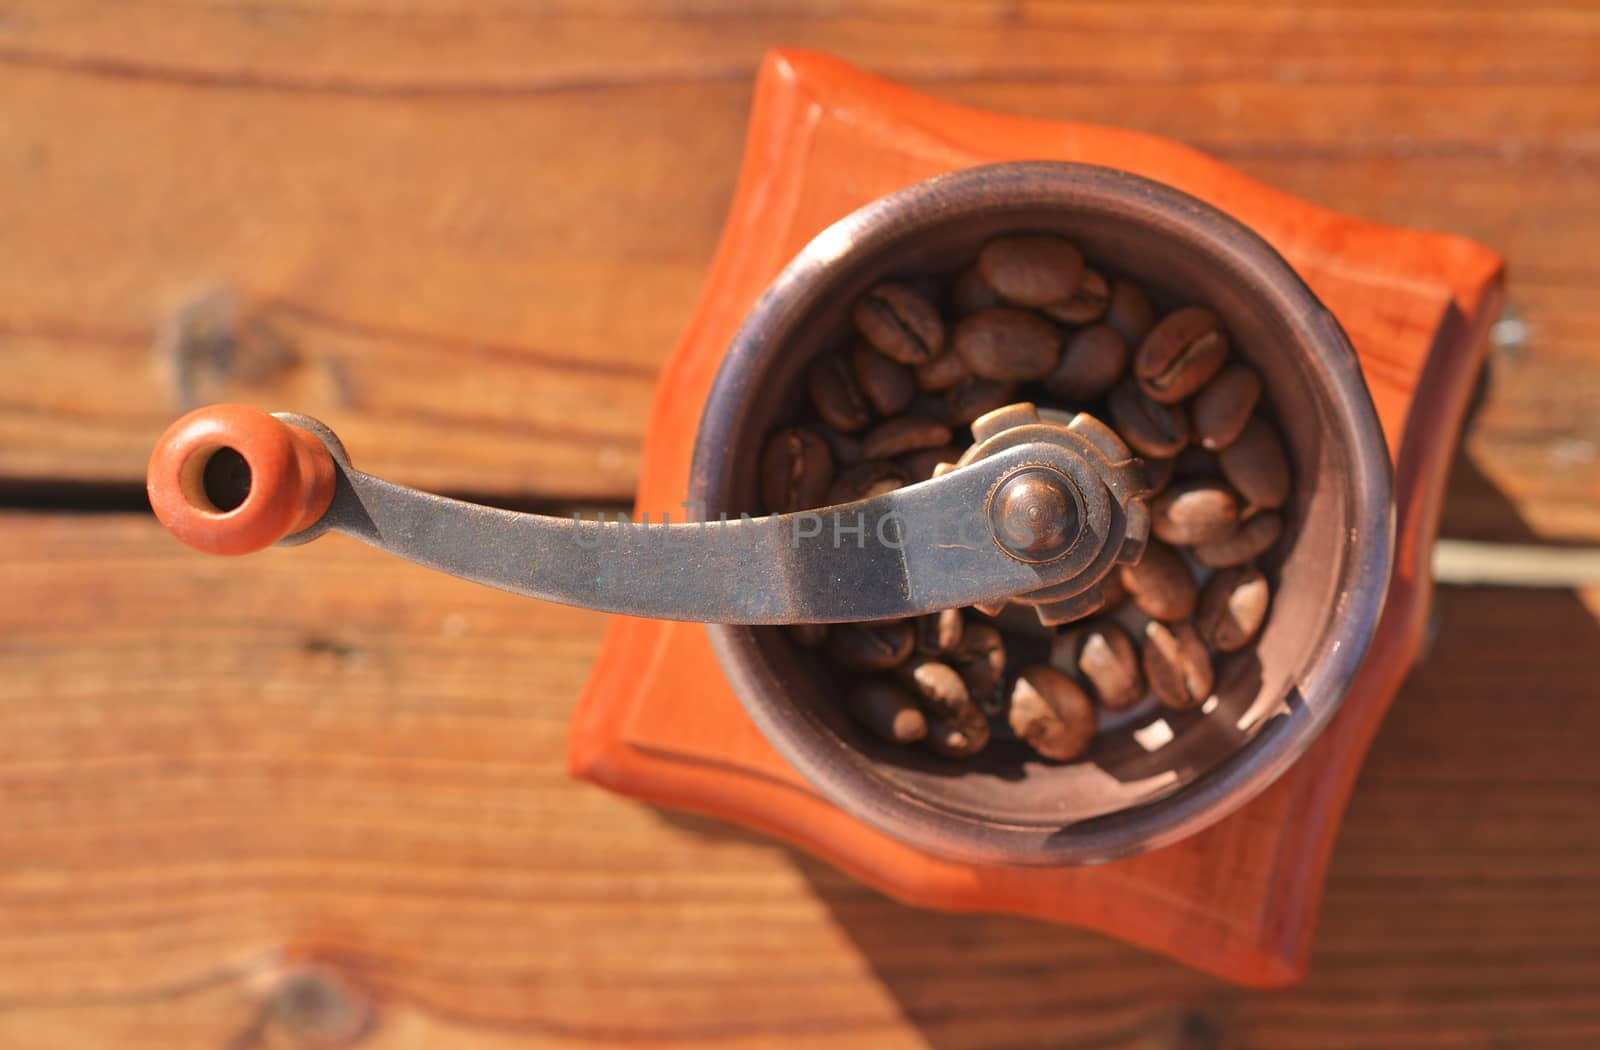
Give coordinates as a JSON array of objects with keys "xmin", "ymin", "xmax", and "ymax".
[{"xmin": 690, "ymin": 161, "xmax": 1393, "ymax": 866}]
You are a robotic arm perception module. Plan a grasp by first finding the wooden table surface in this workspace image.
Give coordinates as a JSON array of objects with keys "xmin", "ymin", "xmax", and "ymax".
[{"xmin": 3, "ymin": 3, "xmax": 1598, "ymax": 1047}]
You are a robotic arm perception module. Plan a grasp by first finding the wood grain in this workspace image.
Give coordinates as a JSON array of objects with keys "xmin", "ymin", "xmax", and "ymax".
[
  {"xmin": 4, "ymin": 514, "xmax": 1600, "ymax": 1048},
  {"xmin": 1, "ymin": 0, "xmax": 1597, "ymax": 528}
]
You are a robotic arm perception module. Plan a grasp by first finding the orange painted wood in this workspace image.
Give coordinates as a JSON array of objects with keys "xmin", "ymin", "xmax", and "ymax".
[{"xmin": 568, "ymin": 49, "xmax": 1504, "ymax": 987}]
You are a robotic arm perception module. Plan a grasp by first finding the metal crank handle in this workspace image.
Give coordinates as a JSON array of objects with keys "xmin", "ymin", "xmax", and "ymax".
[{"xmin": 146, "ymin": 404, "xmax": 1151, "ymax": 626}]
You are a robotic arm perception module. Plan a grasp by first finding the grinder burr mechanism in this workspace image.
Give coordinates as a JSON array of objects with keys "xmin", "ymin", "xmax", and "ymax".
[{"xmin": 146, "ymin": 401, "xmax": 1151, "ymax": 627}]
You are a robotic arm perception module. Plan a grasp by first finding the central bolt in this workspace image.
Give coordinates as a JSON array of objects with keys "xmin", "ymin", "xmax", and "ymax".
[{"xmin": 989, "ymin": 466, "xmax": 1080, "ymax": 563}]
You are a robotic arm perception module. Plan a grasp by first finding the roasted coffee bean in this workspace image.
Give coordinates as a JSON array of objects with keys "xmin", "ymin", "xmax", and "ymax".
[
  {"xmin": 1008, "ymin": 664, "xmax": 1097, "ymax": 761},
  {"xmin": 787, "ymin": 623, "xmax": 828, "ymax": 649},
  {"xmin": 1151, "ymin": 479, "xmax": 1241, "ymax": 546},
  {"xmin": 1053, "ymin": 620, "xmax": 1143, "ymax": 711},
  {"xmin": 1135, "ymin": 307, "xmax": 1229, "ymax": 403},
  {"xmin": 861, "ymin": 415, "xmax": 952, "ymax": 459},
  {"xmin": 846, "ymin": 680, "xmax": 927, "ymax": 744},
  {"xmin": 1196, "ymin": 566, "xmax": 1271, "ymax": 652},
  {"xmin": 952, "ymin": 307, "xmax": 1062, "ymax": 381},
  {"xmin": 826, "ymin": 459, "xmax": 908, "ymax": 504},
  {"xmin": 904, "ymin": 657, "xmax": 983, "ymax": 723},
  {"xmin": 1193, "ymin": 511, "xmax": 1283, "ymax": 568},
  {"xmin": 1041, "ymin": 269, "xmax": 1111, "ymax": 324},
  {"xmin": 899, "ymin": 444, "xmax": 961, "ymax": 483},
  {"xmin": 1219, "ymin": 416, "xmax": 1291, "ymax": 510},
  {"xmin": 954, "ymin": 622, "xmax": 1006, "ymax": 665},
  {"xmin": 924, "ymin": 712, "xmax": 988, "ymax": 759},
  {"xmin": 914, "ymin": 348, "xmax": 969, "ymax": 392},
  {"xmin": 808, "ymin": 354, "xmax": 872, "ymax": 432},
  {"xmin": 1108, "ymin": 378, "xmax": 1189, "ymax": 457},
  {"xmin": 1191, "ymin": 364, "xmax": 1262, "ymax": 450},
  {"xmin": 1044, "ymin": 323, "xmax": 1128, "ymax": 403},
  {"xmin": 915, "ymin": 608, "xmax": 965, "ymax": 655},
  {"xmin": 977, "ymin": 235, "xmax": 1085, "ymax": 308},
  {"xmin": 1104, "ymin": 279, "xmax": 1155, "ymax": 346},
  {"xmin": 1141, "ymin": 620, "xmax": 1213, "ymax": 710},
  {"xmin": 951, "ymin": 264, "xmax": 1002, "ymax": 315},
  {"xmin": 955, "ymin": 622, "xmax": 1007, "ymax": 715},
  {"xmin": 904, "ymin": 657, "xmax": 990, "ymax": 757},
  {"xmin": 852, "ymin": 342, "xmax": 915, "ymax": 416},
  {"xmin": 827, "ymin": 620, "xmax": 915, "ymax": 671},
  {"xmin": 945, "ymin": 377, "xmax": 1018, "ymax": 424},
  {"xmin": 1120, "ymin": 540, "xmax": 1197, "ymax": 622},
  {"xmin": 853, "ymin": 283, "xmax": 945, "ymax": 365},
  {"xmin": 759, "ymin": 427, "xmax": 833, "ymax": 514}
]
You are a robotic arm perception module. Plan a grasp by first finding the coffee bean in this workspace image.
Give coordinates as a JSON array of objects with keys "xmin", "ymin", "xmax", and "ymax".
[
  {"xmin": 1193, "ymin": 511, "xmax": 1282, "ymax": 568},
  {"xmin": 1044, "ymin": 323, "xmax": 1128, "ymax": 403},
  {"xmin": 914, "ymin": 349, "xmax": 969, "ymax": 392},
  {"xmin": 1135, "ymin": 307, "xmax": 1229, "ymax": 403},
  {"xmin": 924, "ymin": 713, "xmax": 988, "ymax": 759},
  {"xmin": 827, "ymin": 620, "xmax": 915, "ymax": 670},
  {"xmin": 1008, "ymin": 664, "xmax": 1097, "ymax": 761},
  {"xmin": 852, "ymin": 342, "xmax": 915, "ymax": 416},
  {"xmin": 945, "ymin": 377, "xmax": 1018, "ymax": 424},
  {"xmin": 759, "ymin": 427, "xmax": 833, "ymax": 514},
  {"xmin": 905, "ymin": 657, "xmax": 984, "ymax": 725},
  {"xmin": 899, "ymin": 445, "xmax": 961, "ymax": 483},
  {"xmin": 787, "ymin": 623, "xmax": 828, "ymax": 649},
  {"xmin": 953, "ymin": 622, "xmax": 1007, "ymax": 714},
  {"xmin": 951, "ymin": 264, "xmax": 1002, "ymax": 315},
  {"xmin": 825, "ymin": 460, "xmax": 908, "ymax": 504},
  {"xmin": 808, "ymin": 354, "xmax": 872, "ymax": 432},
  {"xmin": 977, "ymin": 235, "xmax": 1085, "ymax": 308},
  {"xmin": 1191, "ymin": 364, "xmax": 1262, "ymax": 450},
  {"xmin": 846, "ymin": 680, "xmax": 927, "ymax": 744},
  {"xmin": 1151, "ymin": 479, "xmax": 1241, "ymax": 546},
  {"xmin": 1041, "ymin": 268, "xmax": 1111, "ymax": 324},
  {"xmin": 1108, "ymin": 378, "xmax": 1189, "ymax": 457},
  {"xmin": 953, "ymin": 307, "xmax": 1062, "ymax": 381},
  {"xmin": 861, "ymin": 415, "xmax": 952, "ymax": 459},
  {"xmin": 1053, "ymin": 620, "xmax": 1144, "ymax": 710},
  {"xmin": 1196, "ymin": 566, "xmax": 1271, "ymax": 652},
  {"xmin": 904, "ymin": 657, "xmax": 990, "ymax": 757},
  {"xmin": 1119, "ymin": 540, "xmax": 1197, "ymax": 622},
  {"xmin": 853, "ymin": 283, "xmax": 945, "ymax": 365},
  {"xmin": 1141, "ymin": 621, "xmax": 1213, "ymax": 710},
  {"xmin": 1105, "ymin": 279, "xmax": 1155, "ymax": 346},
  {"xmin": 915, "ymin": 608, "xmax": 966, "ymax": 655},
  {"xmin": 1219, "ymin": 416, "xmax": 1291, "ymax": 510}
]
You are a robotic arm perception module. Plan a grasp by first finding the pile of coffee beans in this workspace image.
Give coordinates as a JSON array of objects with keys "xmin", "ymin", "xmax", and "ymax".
[{"xmin": 758, "ymin": 234, "xmax": 1291, "ymax": 764}]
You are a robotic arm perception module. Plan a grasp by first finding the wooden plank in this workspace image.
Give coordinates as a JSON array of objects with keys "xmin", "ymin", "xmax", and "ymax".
[
  {"xmin": 3, "ymin": 512, "xmax": 1599, "ymax": 1047},
  {"xmin": 2, "ymin": 1, "xmax": 1599, "ymax": 529}
]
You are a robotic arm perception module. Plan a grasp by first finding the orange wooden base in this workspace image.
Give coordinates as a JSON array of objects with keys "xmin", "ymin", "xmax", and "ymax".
[{"xmin": 567, "ymin": 50, "xmax": 1503, "ymax": 987}]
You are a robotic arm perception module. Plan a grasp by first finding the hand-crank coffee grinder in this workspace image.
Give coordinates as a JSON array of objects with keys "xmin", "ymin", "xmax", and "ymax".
[{"xmin": 142, "ymin": 52, "xmax": 1503, "ymax": 986}]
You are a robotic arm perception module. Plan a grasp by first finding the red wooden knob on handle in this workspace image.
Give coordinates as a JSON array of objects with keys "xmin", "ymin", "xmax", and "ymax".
[{"xmin": 146, "ymin": 404, "xmax": 337, "ymax": 555}]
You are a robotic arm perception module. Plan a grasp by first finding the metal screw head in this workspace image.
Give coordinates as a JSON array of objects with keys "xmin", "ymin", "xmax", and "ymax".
[{"xmin": 988, "ymin": 466, "xmax": 1080, "ymax": 563}]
